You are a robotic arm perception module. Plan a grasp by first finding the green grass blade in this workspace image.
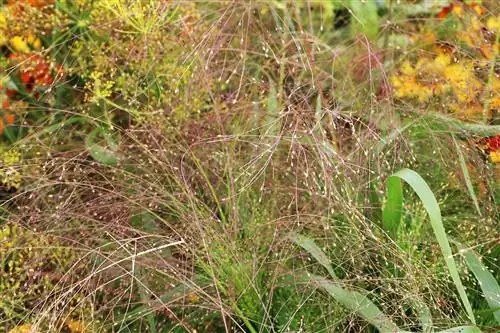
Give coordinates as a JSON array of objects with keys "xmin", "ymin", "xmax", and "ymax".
[
  {"xmin": 456, "ymin": 243, "xmax": 500, "ymax": 324},
  {"xmin": 138, "ymin": 272, "xmax": 157, "ymax": 333},
  {"xmin": 426, "ymin": 113, "xmax": 500, "ymax": 137},
  {"xmin": 349, "ymin": 0, "xmax": 379, "ymax": 40},
  {"xmin": 290, "ymin": 233, "xmax": 337, "ymax": 279},
  {"xmin": 263, "ymin": 81, "xmax": 281, "ymax": 137},
  {"xmin": 310, "ymin": 275, "xmax": 403, "ymax": 333},
  {"xmin": 411, "ymin": 299, "xmax": 433, "ymax": 333},
  {"xmin": 390, "ymin": 168, "xmax": 475, "ymax": 324},
  {"xmin": 291, "ymin": 234, "xmax": 405, "ymax": 332},
  {"xmin": 452, "ymin": 135, "xmax": 481, "ymax": 216},
  {"xmin": 382, "ymin": 176, "xmax": 403, "ymax": 239},
  {"xmin": 435, "ymin": 326, "xmax": 482, "ymax": 333},
  {"xmin": 374, "ymin": 121, "xmax": 415, "ymax": 155}
]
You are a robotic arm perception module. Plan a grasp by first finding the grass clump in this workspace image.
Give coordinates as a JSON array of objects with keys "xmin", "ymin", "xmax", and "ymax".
[{"xmin": 0, "ymin": 0, "xmax": 498, "ymax": 332}]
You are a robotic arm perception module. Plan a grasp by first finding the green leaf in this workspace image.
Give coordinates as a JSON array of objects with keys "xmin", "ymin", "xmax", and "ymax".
[
  {"xmin": 456, "ymin": 243, "xmax": 500, "ymax": 324},
  {"xmin": 137, "ymin": 270, "xmax": 157, "ymax": 333},
  {"xmin": 368, "ymin": 182, "xmax": 382, "ymax": 224},
  {"xmin": 452, "ymin": 135, "xmax": 481, "ymax": 216},
  {"xmin": 435, "ymin": 326, "xmax": 482, "ymax": 333},
  {"xmin": 311, "ymin": 275, "xmax": 403, "ymax": 333},
  {"xmin": 382, "ymin": 176, "xmax": 403, "ymax": 239},
  {"xmin": 85, "ymin": 128, "xmax": 119, "ymax": 166},
  {"xmin": 290, "ymin": 234, "xmax": 405, "ymax": 333},
  {"xmin": 313, "ymin": 94, "xmax": 324, "ymax": 136},
  {"xmin": 411, "ymin": 299, "xmax": 433, "ymax": 333},
  {"xmin": 426, "ymin": 113, "xmax": 500, "ymax": 137},
  {"xmin": 86, "ymin": 144, "xmax": 118, "ymax": 166},
  {"xmin": 130, "ymin": 211, "xmax": 159, "ymax": 233},
  {"xmin": 374, "ymin": 121, "xmax": 415, "ymax": 155},
  {"xmin": 349, "ymin": 0, "xmax": 379, "ymax": 40},
  {"xmin": 290, "ymin": 233, "xmax": 337, "ymax": 279},
  {"xmin": 263, "ymin": 81, "xmax": 281, "ymax": 137},
  {"xmin": 389, "ymin": 168, "xmax": 476, "ymax": 324}
]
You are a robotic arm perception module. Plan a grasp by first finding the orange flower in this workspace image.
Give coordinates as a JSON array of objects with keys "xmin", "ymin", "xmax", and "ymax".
[
  {"xmin": 21, "ymin": 71, "xmax": 31, "ymax": 84},
  {"xmin": 485, "ymin": 135, "xmax": 500, "ymax": 151},
  {"xmin": 7, "ymin": 0, "xmax": 54, "ymax": 9},
  {"xmin": 5, "ymin": 113, "xmax": 15, "ymax": 125},
  {"xmin": 6, "ymin": 89, "xmax": 16, "ymax": 97},
  {"xmin": 10, "ymin": 53, "xmax": 56, "ymax": 92}
]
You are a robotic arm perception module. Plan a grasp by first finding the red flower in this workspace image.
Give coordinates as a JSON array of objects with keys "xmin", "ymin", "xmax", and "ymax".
[
  {"xmin": 5, "ymin": 114, "xmax": 15, "ymax": 125},
  {"xmin": 21, "ymin": 71, "xmax": 31, "ymax": 84},
  {"xmin": 485, "ymin": 135, "xmax": 500, "ymax": 151},
  {"xmin": 10, "ymin": 53, "xmax": 57, "ymax": 93},
  {"xmin": 6, "ymin": 89, "xmax": 16, "ymax": 97}
]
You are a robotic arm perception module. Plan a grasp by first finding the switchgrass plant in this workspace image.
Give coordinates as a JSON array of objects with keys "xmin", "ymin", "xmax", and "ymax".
[{"xmin": 0, "ymin": 1, "xmax": 499, "ymax": 332}]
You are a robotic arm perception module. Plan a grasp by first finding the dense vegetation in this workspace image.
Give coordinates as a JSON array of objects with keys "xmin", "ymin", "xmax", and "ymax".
[{"xmin": 0, "ymin": 1, "xmax": 499, "ymax": 332}]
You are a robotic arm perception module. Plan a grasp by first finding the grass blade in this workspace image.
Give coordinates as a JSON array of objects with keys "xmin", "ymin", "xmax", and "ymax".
[
  {"xmin": 389, "ymin": 168, "xmax": 476, "ymax": 324},
  {"xmin": 411, "ymin": 299, "xmax": 433, "ymax": 333},
  {"xmin": 349, "ymin": 0, "xmax": 379, "ymax": 40},
  {"xmin": 311, "ymin": 275, "xmax": 403, "ymax": 333},
  {"xmin": 435, "ymin": 326, "xmax": 482, "ymax": 333},
  {"xmin": 452, "ymin": 135, "xmax": 481, "ymax": 216},
  {"xmin": 425, "ymin": 113, "xmax": 500, "ymax": 137},
  {"xmin": 263, "ymin": 81, "xmax": 281, "ymax": 137},
  {"xmin": 382, "ymin": 176, "xmax": 403, "ymax": 239},
  {"xmin": 290, "ymin": 233, "xmax": 337, "ymax": 279},
  {"xmin": 456, "ymin": 243, "xmax": 500, "ymax": 324},
  {"xmin": 291, "ymin": 234, "xmax": 404, "ymax": 332}
]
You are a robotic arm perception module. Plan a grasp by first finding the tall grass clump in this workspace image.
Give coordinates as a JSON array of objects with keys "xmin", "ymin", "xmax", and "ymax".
[{"xmin": 0, "ymin": 1, "xmax": 498, "ymax": 332}]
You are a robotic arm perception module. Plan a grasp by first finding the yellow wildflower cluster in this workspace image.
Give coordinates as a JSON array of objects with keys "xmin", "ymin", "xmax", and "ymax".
[
  {"xmin": 1, "ymin": 224, "xmax": 77, "ymax": 327},
  {"xmin": 7, "ymin": 325, "xmax": 34, "ymax": 333},
  {"xmin": 391, "ymin": 53, "xmax": 484, "ymax": 116},
  {"xmin": 491, "ymin": 151, "xmax": 500, "ymax": 163},
  {"xmin": 392, "ymin": 3, "xmax": 500, "ymax": 121},
  {"xmin": 8, "ymin": 321, "xmax": 87, "ymax": 333},
  {"xmin": 0, "ymin": 149, "xmax": 22, "ymax": 190},
  {"xmin": 0, "ymin": 9, "xmax": 6, "ymax": 46},
  {"xmin": 0, "ymin": 0, "xmax": 62, "ymax": 56},
  {"xmin": 9, "ymin": 34, "xmax": 42, "ymax": 53},
  {"xmin": 85, "ymin": 71, "xmax": 115, "ymax": 105}
]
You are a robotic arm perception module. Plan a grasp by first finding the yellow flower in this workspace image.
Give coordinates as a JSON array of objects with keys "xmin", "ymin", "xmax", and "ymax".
[
  {"xmin": 8, "ymin": 325, "xmax": 34, "ymax": 333},
  {"xmin": 3, "ymin": 150, "xmax": 21, "ymax": 166},
  {"xmin": 489, "ymin": 96, "xmax": 500, "ymax": 109},
  {"xmin": 0, "ymin": 11, "xmax": 6, "ymax": 30},
  {"xmin": 26, "ymin": 33, "xmax": 42, "ymax": 50},
  {"xmin": 400, "ymin": 61, "xmax": 416, "ymax": 76},
  {"xmin": 443, "ymin": 63, "xmax": 481, "ymax": 103},
  {"xmin": 66, "ymin": 320, "xmax": 86, "ymax": 333},
  {"xmin": 435, "ymin": 54, "xmax": 451, "ymax": 67},
  {"xmin": 10, "ymin": 36, "xmax": 30, "ymax": 53},
  {"xmin": 391, "ymin": 74, "xmax": 433, "ymax": 102},
  {"xmin": 490, "ymin": 151, "xmax": 500, "ymax": 163},
  {"xmin": 452, "ymin": 4, "xmax": 464, "ymax": 18},
  {"xmin": 457, "ymin": 31, "xmax": 475, "ymax": 48},
  {"xmin": 470, "ymin": 16, "xmax": 482, "ymax": 32},
  {"xmin": 486, "ymin": 15, "xmax": 500, "ymax": 32},
  {"xmin": 1, "ymin": 150, "xmax": 22, "ymax": 190},
  {"xmin": 0, "ymin": 11, "xmax": 7, "ymax": 46},
  {"xmin": 9, "ymin": 34, "xmax": 42, "ymax": 53}
]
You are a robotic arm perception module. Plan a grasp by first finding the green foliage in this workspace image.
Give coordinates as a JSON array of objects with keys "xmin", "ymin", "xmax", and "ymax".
[
  {"xmin": 349, "ymin": 0, "xmax": 379, "ymax": 39},
  {"xmin": 0, "ymin": 1, "xmax": 498, "ymax": 332},
  {"xmin": 456, "ymin": 242, "xmax": 500, "ymax": 324},
  {"xmin": 384, "ymin": 168, "xmax": 475, "ymax": 324},
  {"xmin": 383, "ymin": 176, "xmax": 403, "ymax": 239},
  {"xmin": 291, "ymin": 233, "xmax": 402, "ymax": 333},
  {"xmin": 0, "ymin": 225, "xmax": 74, "ymax": 325}
]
